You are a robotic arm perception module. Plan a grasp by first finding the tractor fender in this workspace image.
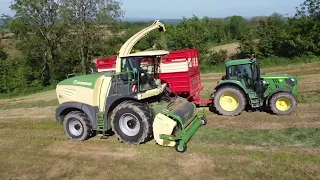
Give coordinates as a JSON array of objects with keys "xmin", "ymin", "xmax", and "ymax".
[
  {"xmin": 214, "ymin": 81, "xmax": 248, "ymax": 96},
  {"xmin": 55, "ymin": 102, "xmax": 98, "ymax": 129},
  {"xmin": 265, "ymin": 88, "xmax": 292, "ymax": 105}
]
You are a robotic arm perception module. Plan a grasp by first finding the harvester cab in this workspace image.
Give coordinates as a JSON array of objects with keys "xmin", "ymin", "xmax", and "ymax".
[
  {"xmin": 213, "ymin": 58, "xmax": 299, "ymax": 116},
  {"xmin": 55, "ymin": 20, "xmax": 206, "ymax": 153}
]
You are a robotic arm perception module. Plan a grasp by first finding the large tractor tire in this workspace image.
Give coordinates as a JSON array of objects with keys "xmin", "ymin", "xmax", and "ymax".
[
  {"xmin": 111, "ymin": 100, "xmax": 154, "ymax": 145},
  {"xmin": 63, "ymin": 111, "xmax": 93, "ymax": 141},
  {"xmin": 269, "ymin": 92, "xmax": 296, "ymax": 115},
  {"xmin": 213, "ymin": 86, "xmax": 246, "ymax": 116}
]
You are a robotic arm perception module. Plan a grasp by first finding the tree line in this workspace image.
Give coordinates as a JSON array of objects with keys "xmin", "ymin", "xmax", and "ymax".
[{"xmin": 0, "ymin": 0, "xmax": 319, "ymax": 95}]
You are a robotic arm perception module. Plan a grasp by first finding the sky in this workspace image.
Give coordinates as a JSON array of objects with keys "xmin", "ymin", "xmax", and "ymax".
[{"xmin": 0, "ymin": 0, "xmax": 305, "ymax": 19}]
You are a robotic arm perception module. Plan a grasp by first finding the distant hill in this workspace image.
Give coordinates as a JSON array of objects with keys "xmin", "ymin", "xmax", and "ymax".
[{"xmin": 122, "ymin": 18, "xmax": 182, "ymax": 24}]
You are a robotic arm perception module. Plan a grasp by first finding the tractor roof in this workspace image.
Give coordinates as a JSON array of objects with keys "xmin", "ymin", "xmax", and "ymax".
[
  {"xmin": 225, "ymin": 58, "xmax": 256, "ymax": 67},
  {"xmin": 120, "ymin": 50, "xmax": 169, "ymax": 58}
]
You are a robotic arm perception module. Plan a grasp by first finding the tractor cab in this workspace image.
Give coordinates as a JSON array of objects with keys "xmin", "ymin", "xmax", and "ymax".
[{"xmin": 224, "ymin": 58, "xmax": 263, "ymax": 93}]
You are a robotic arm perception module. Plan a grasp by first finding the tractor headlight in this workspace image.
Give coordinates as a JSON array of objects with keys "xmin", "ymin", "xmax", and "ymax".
[{"xmin": 285, "ymin": 78, "xmax": 295, "ymax": 86}]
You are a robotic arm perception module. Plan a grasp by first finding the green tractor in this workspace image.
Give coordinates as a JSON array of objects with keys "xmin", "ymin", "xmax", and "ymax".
[
  {"xmin": 54, "ymin": 20, "xmax": 206, "ymax": 153},
  {"xmin": 212, "ymin": 57, "xmax": 299, "ymax": 116}
]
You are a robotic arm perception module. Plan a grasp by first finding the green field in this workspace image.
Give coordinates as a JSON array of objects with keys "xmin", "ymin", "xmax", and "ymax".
[{"xmin": 0, "ymin": 62, "xmax": 320, "ymax": 180}]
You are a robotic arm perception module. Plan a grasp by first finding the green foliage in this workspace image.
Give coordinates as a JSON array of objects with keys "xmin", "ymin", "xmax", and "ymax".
[
  {"xmin": 202, "ymin": 50, "xmax": 228, "ymax": 66},
  {"xmin": 0, "ymin": 46, "xmax": 7, "ymax": 60},
  {"xmin": 60, "ymin": 0, "xmax": 124, "ymax": 74},
  {"xmin": 239, "ymin": 0, "xmax": 320, "ymax": 58},
  {"xmin": 0, "ymin": 0, "xmax": 124, "ymax": 96},
  {"xmin": 165, "ymin": 16, "xmax": 210, "ymax": 54},
  {"xmin": 1, "ymin": 0, "xmax": 319, "ymax": 97}
]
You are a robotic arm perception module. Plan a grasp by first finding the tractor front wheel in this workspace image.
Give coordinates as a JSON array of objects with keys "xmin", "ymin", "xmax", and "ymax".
[
  {"xmin": 269, "ymin": 92, "xmax": 296, "ymax": 115},
  {"xmin": 111, "ymin": 101, "xmax": 154, "ymax": 145},
  {"xmin": 213, "ymin": 86, "xmax": 246, "ymax": 116},
  {"xmin": 63, "ymin": 111, "xmax": 93, "ymax": 141}
]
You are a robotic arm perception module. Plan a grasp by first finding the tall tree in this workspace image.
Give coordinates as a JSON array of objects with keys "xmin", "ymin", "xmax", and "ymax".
[
  {"xmin": 60, "ymin": 0, "xmax": 124, "ymax": 74},
  {"xmin": 8, "ymin": 0, "xmax": 67, "ymax": 84},
  {"xmin": 296, "ymin": 0, "xmax": 320, "ymax": 19}
]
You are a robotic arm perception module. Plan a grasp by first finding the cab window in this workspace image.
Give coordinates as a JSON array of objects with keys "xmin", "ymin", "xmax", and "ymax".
[{"xmin": 228, "ymin": 64, "xmax": 252, "ymax": 80}]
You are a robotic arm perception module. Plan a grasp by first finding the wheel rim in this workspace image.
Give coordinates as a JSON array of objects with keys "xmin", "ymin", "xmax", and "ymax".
[
  {"xmin": 276, "ymin": 98, "xmax": 291, "ymax": 111},
  {"xmin": 68, "ymin": 119, "xmax": 83, "ymax": 136},
  {"xmin": 119, "ymin": 113, "xmax": 140, "ymax": 136},
  {"xmin": 219, "ymin": 93, "xmax": 239, "ymax": 111}
]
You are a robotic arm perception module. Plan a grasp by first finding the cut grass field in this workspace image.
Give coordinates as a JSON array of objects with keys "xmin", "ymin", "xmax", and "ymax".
[{"xmin": 0, "ymin": 62, "xmax": 320, "ymax": 179}]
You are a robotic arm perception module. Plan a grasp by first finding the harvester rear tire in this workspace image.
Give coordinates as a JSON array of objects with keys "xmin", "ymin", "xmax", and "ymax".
[
  {"xmin": 269, "ymin": 92, "xmax": 296, "ymax": 115},
  {"xmin": 213, "ymin": 86, "xmax": 246, "ymax": 116},
  {"xmin": 111, "ymin": 101, "xmax": 154, "ymax": 145},
  {"xmin": 63, "ymin": 111, "xmax": 93, "ymax": 141}
]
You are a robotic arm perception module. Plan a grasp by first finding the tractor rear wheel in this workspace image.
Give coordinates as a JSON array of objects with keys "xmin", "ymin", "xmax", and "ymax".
[
  {"xmin": 63, "ymin": 111, "xmax": 93, "ymax": 141},
  {"xmin": 111, "ymin": 101, "xmax": 154, "ymax": 145},
  {"xmin": 269, "ymin": 92, "xmax": 296, "ymax": 115},
  {"xmin": 213, "ymin": 86, "xmax": 246, "ymax": 116}
]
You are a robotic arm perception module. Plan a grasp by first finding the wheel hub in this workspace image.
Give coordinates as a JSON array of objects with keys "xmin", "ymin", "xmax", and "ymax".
[
  {"xmin": 68, "ymin": 119, "xmax": 83, "ymax": 136},
  {"xmin": 119, "ymin": 113, "xmax": 140, "ymax": 136},
  {"xmin": 276, "ymin": 98, "xmax": 291, "ymax": 111},
  {"xmin": 219, "ymin": 93, "xmax": 240, "ymax": 111},
  {"xmin": 127, "ymin": 120, "xmax": 137, "ymax": 129}
]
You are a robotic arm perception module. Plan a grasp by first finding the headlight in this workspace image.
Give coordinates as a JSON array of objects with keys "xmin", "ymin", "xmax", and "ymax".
[{"xmin": 291, "ymin": 78, "xmax": 295, "ymax": 82}]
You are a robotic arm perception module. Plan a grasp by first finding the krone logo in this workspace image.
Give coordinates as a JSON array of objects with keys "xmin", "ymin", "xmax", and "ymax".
[{"xmin": 73, "ymin": 80, "xmax": 92, "ymax": 86}]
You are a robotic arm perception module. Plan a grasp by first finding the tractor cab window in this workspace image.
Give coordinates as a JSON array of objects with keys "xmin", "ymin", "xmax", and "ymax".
[
  {"xmin": 228, "ymin": 64, "xmax": 252, "ymax": 79},
  {"xmin": 227, "ymin": 64, "xmax": 253, "ymax": 88}
]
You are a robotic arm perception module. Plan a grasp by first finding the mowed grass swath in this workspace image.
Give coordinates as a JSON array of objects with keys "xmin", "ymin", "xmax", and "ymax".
[{"xmin": 0, "ymin": 61, "xmax": 320, "ymax": 180}]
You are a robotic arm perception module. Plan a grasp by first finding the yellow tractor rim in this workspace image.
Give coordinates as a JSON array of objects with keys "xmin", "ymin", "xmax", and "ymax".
[
  {"xmin": 219, "ymin": 93, "xmax": 239, "ymax": 111},
  {"xmin": 275, "ymin": 98, "xmax": 291, "ymax": 111}
]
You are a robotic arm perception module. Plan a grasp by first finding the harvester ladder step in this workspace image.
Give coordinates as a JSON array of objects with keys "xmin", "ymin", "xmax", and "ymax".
[{"xmin": 96, "ymin": 113, "xmax": 105, "ymax": 131}]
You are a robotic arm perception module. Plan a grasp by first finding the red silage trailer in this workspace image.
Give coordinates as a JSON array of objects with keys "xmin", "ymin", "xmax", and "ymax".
[
  {"xmin": 159, "ymin": 49, "xmax": 212, "ymax": 105},
  {"xmin": 95, "ymin": 49, "xmax": 212, "ymax": 106}
]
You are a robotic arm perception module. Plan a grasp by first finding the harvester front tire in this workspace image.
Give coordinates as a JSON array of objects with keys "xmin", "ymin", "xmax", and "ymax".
[
  {"xmin": 63, "ymin": 111, "xmax": 93, "ymax": 141},
  {"xmin": 269, "ymin": 92, "xmax": 296, "ymax": 115},
  {"xmin": 111, "ymin": 101, "xmax": 154, "ymax": 145},
  {"xmin": 213, "ymin": 86, "xmax": 246, "ymax": 116}
]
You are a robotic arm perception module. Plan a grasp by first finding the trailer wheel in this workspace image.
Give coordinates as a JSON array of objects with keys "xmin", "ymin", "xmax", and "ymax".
[
  {"xmin": 175, "ymin": 142, "xmax": 187, "ymax": 153},
  {"xmin": 111, "ymin": 101, "xmax": 154, "ymax": 145},
  {"xmin": 200, "ymin": 117, "xmax": 207, "ymax": 125},
  {"xmin": 63, "ymin": 111, "xmax": 93, "ymax": 141},
  {"xmin": 213, "ymin": 86, "xmax": 246, "ymax": 116},
  {"xmin": 269, "ymin": 92, "xmax": 296, "ymax": 115}
]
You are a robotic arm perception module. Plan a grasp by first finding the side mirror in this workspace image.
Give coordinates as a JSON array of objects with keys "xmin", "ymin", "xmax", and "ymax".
[{"xmin": 67, "ymin": 73, "xmax": 77, "ymax": 79}]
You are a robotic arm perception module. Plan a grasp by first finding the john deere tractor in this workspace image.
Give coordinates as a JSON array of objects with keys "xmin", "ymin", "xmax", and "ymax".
[
  {"xmin": 55, "ymin": 20, "xmax": 206, "ymax": 153},
  {"xmin": 212, "ymin": 57, "xmax": 299, "ymax": 116}
]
